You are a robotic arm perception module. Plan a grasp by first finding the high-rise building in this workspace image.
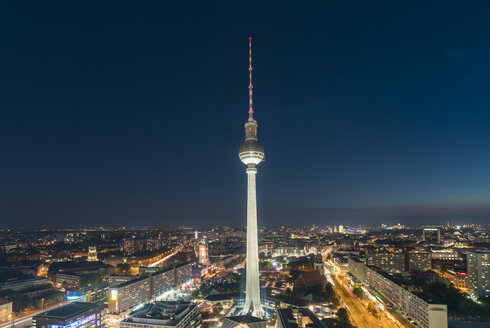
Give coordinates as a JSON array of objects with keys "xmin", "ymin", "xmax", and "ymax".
[
  {"xmin": 467, "ymin": 250, "xmax": 490, "ymax": 300},
  {"xmin": 366, "ymin": 251, "xmax": 405, "ymax": 274},
  {"xmin": 238, "ymin": 36, "xmax": 265, "ymax": 318},
  {"xmin": 422, "ymin": 228, "xmax": 441, "ymax": 243},
  {"xmin": 198, "ymin": 241, "xmax": 209, "ymax": 265},
  {"xmin": 122, "ymin": 238, "xmax": 143, "ymax": 255},
  {"xmin": 338, "ymin": 225, "xmax": 344, "ymax": 234},
  {"xmin": 408, "ymin": 251, "xmax": 431, "ymax": 271},
  {"xmin": 366, "ymin": 251, "xmax": 431, "ymax": 273},
  {"xmin": 108, "ymin": 262, "xmax": 193, "ymax": 314},
  {"xmin": 430, "ymin": 250, "xmax": 461, "ymax": 261},
  {"xmin": 88, "ymin": 246, "xmax": 98, "ymax": 262}
]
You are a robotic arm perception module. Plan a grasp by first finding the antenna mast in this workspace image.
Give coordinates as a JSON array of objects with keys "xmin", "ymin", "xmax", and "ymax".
[{"xmin": 249, "ymin": 36, "xmax": 254, "ymax": 120}]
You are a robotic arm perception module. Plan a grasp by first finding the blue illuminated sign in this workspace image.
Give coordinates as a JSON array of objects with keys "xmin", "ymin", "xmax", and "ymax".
[
  {"xmin": 49, "ymin": 314, "xmax": 96, "ymax": 328},
  {"xmin": 66, "ymin": 295, "xmax": 81, "ymax": 301}
]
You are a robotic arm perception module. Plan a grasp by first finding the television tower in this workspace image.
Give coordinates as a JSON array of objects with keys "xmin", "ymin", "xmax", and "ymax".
[{"xmin": 239, "ymin": 36, "xmax": 265, "ymax": 318}]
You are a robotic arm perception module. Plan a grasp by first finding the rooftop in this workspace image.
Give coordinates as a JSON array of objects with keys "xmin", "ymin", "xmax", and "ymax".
[
  {"xmin": 112, "ymin": 275, "xmax": 149, "ymax": 289},
  {"xmin": 151, "ymin": 261, "xmax": 192, "ymax": 277},
  {"xmin": 266, "ymin": 293, "xmax": 311, "ymax": 307},
  {"xmin": 276, "ymin": 308, "xmax": 326, "ymax": 328},
  {"xmin": 469, "ymin": 249, "xmax": 490, "ymax": 254},
  {"xmin": 124, "ymin": 301, "xmax": 196, "ymax": 326},
  {"xmin": 204, "ymin": 292, "xmax": 240, "ymax": 302},
  {"xmin": 294, "ymin": 270, "xmax": 325, "ymax": 288},
  {"xmin": 225, "ymin": 315, "xmax": 266, "ymax": 323},
  {"xmin": 276, "ymin": 308, "xmax": 299, "ymax": 328},
  {"xmin": 368, "ymin": 266, "xmax": 444, "ymax": 305},
  {"xmin": 2, "ymin": 277, "xmax": 49, "ymax": 286},
  {"xmin": 34, "ymin": 302, "xmax": 99, "ymax": 320}
]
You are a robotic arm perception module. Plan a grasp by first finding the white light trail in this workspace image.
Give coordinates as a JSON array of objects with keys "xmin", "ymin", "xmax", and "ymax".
[
  {"xmin": 0, "ymin": 302, "xmax": 68, "ymax": 328},
  {"xmin": 148, "ymin": 250, "xmax": 179, "ymax": 267}
]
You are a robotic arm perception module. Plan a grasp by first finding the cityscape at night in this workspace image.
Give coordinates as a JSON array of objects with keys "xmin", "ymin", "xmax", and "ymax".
[{"xmin": 1, "ymin": 2, "xmax": 490, "ymax": 328}]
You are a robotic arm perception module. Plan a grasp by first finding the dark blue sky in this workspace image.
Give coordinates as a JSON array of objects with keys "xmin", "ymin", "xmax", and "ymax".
[{"xmin": 1, "ymin": 1, "xmax": 490, "ymax": 228}]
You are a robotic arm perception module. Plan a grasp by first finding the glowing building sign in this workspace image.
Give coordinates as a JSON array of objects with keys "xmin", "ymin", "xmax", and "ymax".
[
  {"xmin": 49, "ymin": 314, "xmax": 96, "ymax": 328},
  {"xmin": 66, "ymin": 295, "xmax": 81, "ymax": 301}
]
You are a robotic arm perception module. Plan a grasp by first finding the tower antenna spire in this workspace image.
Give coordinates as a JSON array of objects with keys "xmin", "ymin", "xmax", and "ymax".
[{"xmin": 248, "ymin": 36, "xmax": 254, "ymax": 120}]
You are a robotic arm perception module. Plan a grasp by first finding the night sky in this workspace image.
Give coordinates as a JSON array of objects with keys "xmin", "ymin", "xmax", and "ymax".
[{"xmin": 2, "ymin": 1, "xmax": 490, "ymax": 228}]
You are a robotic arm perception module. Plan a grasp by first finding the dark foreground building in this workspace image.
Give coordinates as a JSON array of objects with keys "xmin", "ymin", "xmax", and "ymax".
[
  {"xmin": 276, "ymin": 308, "xmax": 326, "ymax": 328},
  {"xmin": 222, "ymin": 315, "xmax": 267, "ymax": 328},
  {"xmin": 32, "ymin": 302, "xmax": 104, "ymax": 328},
  {"xmin": 120, "ymin": 301, "xmax": 199, "ymax": 328}
]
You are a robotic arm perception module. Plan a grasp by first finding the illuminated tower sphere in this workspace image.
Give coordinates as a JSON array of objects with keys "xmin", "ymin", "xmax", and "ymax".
[{"xmin": 239, "ymin": 36, "xmax": 265, "ymax": 318}]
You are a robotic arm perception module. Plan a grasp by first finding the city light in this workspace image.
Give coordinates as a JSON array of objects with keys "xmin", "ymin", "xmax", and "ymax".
[{"xmin": 1, "ymin": 5, "xmax": 488, "ymax": 328}]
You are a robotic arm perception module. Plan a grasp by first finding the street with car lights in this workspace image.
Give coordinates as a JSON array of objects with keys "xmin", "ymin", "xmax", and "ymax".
[
  {"xmin": 0, "ymin": 301, "xmax": 68, "ymax": 328},
  {"xmin": 324, "ymin": 260, "xmax": 413, "ymax": 328}
]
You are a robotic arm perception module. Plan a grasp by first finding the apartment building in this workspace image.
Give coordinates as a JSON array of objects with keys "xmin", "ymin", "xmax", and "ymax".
[
  {"xmin": 108, "ymin": 262, "xmax": 193, "ymax": 314},
  {"xmin": 348, "ymin": 257, "xmax": 447, "ymax": 328},
  {"xmin": 467, "ymin": 250, "xmax": 490, "ymax": 300},
  {"xmin": 366, "ymin": 251, "xmax": 404, "ymax": 273},
  {"xmin": 366, "ymin": 251, "xmax": 431, "ymax": 273}
]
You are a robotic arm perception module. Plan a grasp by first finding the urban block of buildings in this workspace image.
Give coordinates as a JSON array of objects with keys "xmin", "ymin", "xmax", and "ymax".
[
  {"xmin": 108, "ymin": 262, "xmax": 192, "ymax": 314},
  {"xmin": 348, "ymin": 256, "xmax": 448, "ymax": 328}
]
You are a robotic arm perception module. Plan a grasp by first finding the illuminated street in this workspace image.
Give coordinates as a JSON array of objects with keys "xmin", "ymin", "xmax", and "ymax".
[
  {"xmin": 0, "ymin": 302, "xmax": 68, "ymax": 328},
  {"xmin": 148, "ymin": 248, "xmax": 180, "ymax": 267},
  {"xmin": 324, "ymin": 260, "xmax": 413, "ymax": 328}
]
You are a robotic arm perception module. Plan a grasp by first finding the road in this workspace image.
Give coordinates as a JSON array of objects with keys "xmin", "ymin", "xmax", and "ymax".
[
  {"xmin": 330, "ymin": 274, "xmax": 386, "ymax": 328},
  {"xmin": 324, "ymin": 261, "xmax": 411, "ymax": 328},
  {"xmin": 148, "ymin": 249, "xmax": 180, "ymax": 267},
  {"xmin": 0, "ymin": 302, "xmax": 68, "ymax": 328}
]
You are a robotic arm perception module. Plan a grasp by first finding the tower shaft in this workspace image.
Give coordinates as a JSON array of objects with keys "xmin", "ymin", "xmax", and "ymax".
[{"xmin": 242, "ymin": 166, "xmax": 264, "ymax": 317}]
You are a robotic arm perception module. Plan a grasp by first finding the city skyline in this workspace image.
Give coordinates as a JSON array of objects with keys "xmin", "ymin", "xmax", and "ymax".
[
  {"xmin": 2, "ymin": 2, "xmax": 490, "ymax": 228},
  {"xmin": 1, "ymin": 3, "xmax": 490, "ymax": 328}
]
